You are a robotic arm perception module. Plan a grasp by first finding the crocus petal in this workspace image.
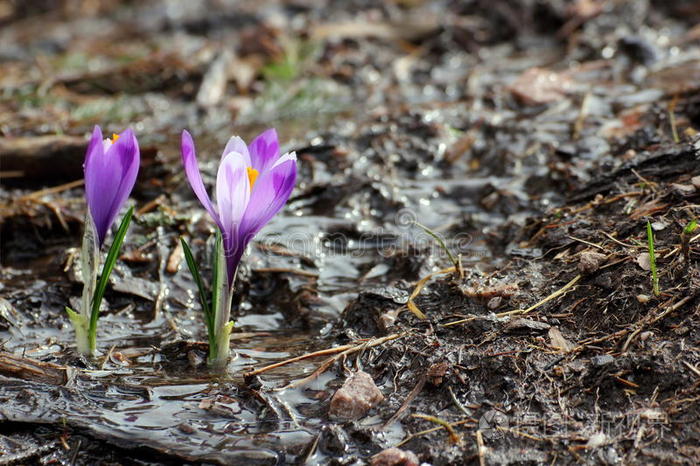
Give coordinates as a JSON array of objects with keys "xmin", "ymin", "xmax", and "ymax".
[
  {"xmin": 221, "ymin": 136, "xmax": 251, "ymax": 166},
  {"xmin": 102, "ymin": 128, "xmax": 140, "ymax": 236},
  {"xmin": 248, "ymin": 128, "xmax": 280, "ymax": 173},
  {"xmin": 240, "ymin": 152, "xmax": 296, "ymax": 240},
  {"xmin": 84, "ymin": 126, "xmax": 124, "ymax": 245},
  {"xmin": 181, "ymin": 130, "xmax": 221, "ymax": 228},
  {"xmin": 215, "ymin": 152, "xmax": 250, "ymax": 284}
]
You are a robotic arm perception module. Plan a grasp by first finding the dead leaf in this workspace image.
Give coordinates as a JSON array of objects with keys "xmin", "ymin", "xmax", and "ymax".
[
  {"xmin": 508, "ymin": 68, "xmax": 574, "ymax": 105},
  {"xmin": 548, "ymin": 327, "xmax": 574, "ymax": 352}
]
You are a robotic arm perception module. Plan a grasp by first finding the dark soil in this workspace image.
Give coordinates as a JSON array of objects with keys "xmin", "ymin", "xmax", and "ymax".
[{"xmin": 1, "ymin": 0, "xmax": 699, "ymax": 465}]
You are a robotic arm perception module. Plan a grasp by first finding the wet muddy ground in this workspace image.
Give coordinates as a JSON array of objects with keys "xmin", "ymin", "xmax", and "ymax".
[{"xmin": 1, "ymin": 0, "xmax": 700, "ymax": 464}]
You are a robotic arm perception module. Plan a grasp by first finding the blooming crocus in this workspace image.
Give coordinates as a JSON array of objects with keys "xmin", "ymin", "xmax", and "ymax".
[
  {"xmin": 180, "ymin": 128, "xmax": 296, "ymax": 368},
  {"xmin": 66, "ymin": 125, "xmax": 140, "ymax": 357},
  {"xmin": 181, "ymin": 128, "xmax": 297, "ymax": 286},
  {"xmin": 84, "ymin": 126, "xmax": 140, "ymax": 246}
]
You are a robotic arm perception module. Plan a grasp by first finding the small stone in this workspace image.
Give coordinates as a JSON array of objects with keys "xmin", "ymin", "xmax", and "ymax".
[
  {"xmin": 651, "ymin": 220, "xmax": 668, "ymax": 231},
  {"xmin": 591, "ymin": 355, "xmax": 615, "ymax": 367},
  {"xmin": 505, "ymin": 318, "xmax": 551, "ymax": 334},
  {"xmin": 548, "ymin": 327, "xmax": 574, "ymax": 352},
  {"xmin": 578, "ymin": 251, "xmax": 607, "ymax": 274},
  {"xmin": 636, "ymin": 294, "xmax": 650, "ymax": 303},
  {"xmin": 329, "ymin": 371, "xmax": 384, "ymax": 420},
  {"xmin": 671, "ymin": 183, "xmax": 696, "ymax": 196},
  {"xmin": 487, "ymin": 296, "xmax": 502, "ymax": 310},
  {"xmin": 177, "ymin": 423, "xmax": 195, "ymax": 434},
  {"xmin": 509, "ymin": 67, "xmax": 574, "ymax": 105},
  {"xmin": 636, "ymin": 253, "xmax": 651, "ymax": 271},
  {"xmin": 691, "ymin": 175, "xmax": 700, "ymax": 189},
  {"xmin": 370, "ymin": 447, "xmax": 419, "ymax": 466},
  {"xmin": 586, "ymin": 432, "xmax": 607, "ymax": 448}
]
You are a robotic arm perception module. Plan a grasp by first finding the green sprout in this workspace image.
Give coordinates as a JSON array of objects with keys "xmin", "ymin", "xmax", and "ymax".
[{"xmin": 413, "ymin": 221, "xmax": 463, "ymax": 278}]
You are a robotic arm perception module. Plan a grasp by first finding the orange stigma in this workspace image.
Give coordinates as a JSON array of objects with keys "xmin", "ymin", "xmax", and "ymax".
[
  {"xmin": 110, "ymin": 133, "xmax": 120, "ymax": 143},
  {"xmin": 247, "ymin": 167, "xmax": 259, "ymax": 189}
]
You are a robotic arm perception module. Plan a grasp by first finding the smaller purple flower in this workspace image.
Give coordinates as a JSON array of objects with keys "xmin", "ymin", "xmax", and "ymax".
[
  {"xmin": 181, "ymin": 128, "xmax": 297, "ymax": 286},
  {"xmin": 84, "ymin": 125, "xmax": 140, "ymax": 246}
]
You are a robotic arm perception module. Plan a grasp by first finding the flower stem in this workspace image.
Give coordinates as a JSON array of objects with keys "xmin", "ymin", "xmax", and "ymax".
[{"xmin": 208, "ymin": 232, "xmax": 236, "ymax": 369}]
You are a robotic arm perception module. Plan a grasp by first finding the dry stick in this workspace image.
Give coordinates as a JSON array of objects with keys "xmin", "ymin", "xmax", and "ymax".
[
  {"xmin": 396, "ymin": 419, "xmax": 476, "ymax": 447},
  {"xmin": 277, "ymin": 333, "xmax": 405, "ymax": 391},
  {"xmin": 682, "ymin": 360, "xmax": 700, "ymax": 378},
  {"xmin": 567, "ymin": 191, "xmax": 643, "ymax": 215},
  {"xmin": 566, "ymin": 235, "xmax": 607, "ymax": 251},
  {"xmin": 244, "ymin": 333, "xmax": 404, "ymax": 383},
  {"xmin": 253, "ymin": 267, "xmax": 319, "ymax": 278},
  {"xmin": 412, "ymin": 414, "xmax": 462, "ymax": 444},
  {"xmin": 443, "ymin": 274, "xmax": 582, "ymax": 327},
  {"xmin": 18, "ymin": 179, "xmax": 84, "ymax": 201},
  {"xmin": 496, "ymin": 426, "xmax": 544, "ymax": 442},
  {"xmin": 244, "ymin": 344, "xmax": 356, "ymax": 378},
  {"xmin": 476, "ymin": 430, "xmax": 486, "ymax": 466},
  {"xmin": 380, "ymin": 375, "xmax": 427, "ymax": 430},
  {"xmin": 601, "ymin": 231, "xmax": 639, "ymax": 249}
]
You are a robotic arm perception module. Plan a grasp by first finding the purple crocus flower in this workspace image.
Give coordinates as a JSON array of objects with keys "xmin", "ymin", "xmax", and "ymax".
[
  {"xmin": 84, "ymin": 125, "xmax": 140, "ymax": 246},
  {"xmin": 181, "ymin": 128, "xmax": 297, "ymax": 286}
]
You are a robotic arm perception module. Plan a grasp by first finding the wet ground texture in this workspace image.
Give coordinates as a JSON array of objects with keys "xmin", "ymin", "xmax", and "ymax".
[{"xmin": 1, "ymin": 0, "xmax": 700, "ymax": 464}]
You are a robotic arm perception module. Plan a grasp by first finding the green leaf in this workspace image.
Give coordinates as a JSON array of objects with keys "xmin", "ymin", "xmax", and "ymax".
[
  {"xmin": 414, "ymin": 221, "xmax": 461, "ymax": 272},
  {"xmin": 181, "ymin": 237, "xmax": 214, "ymax": 344},
  {"xmin": 683, "ymin": 219, "xmax": 698, "ymax": 235},
  {"xmin": 80, "ymin": 212, "xmax": 99, "ymax": 319},
  {"xmin": 88, "ymin": 207, "xmax": 134, "ymax": 349},
  {"xmin": 209, "ymin": 230, "xmax": 228, "ymax": 361}
]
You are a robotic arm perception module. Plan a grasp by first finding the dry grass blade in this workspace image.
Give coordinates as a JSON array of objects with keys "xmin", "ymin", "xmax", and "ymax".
[
  {"xmin": 499, "ymin": 274, "xmax": 582, "ymax": 317},
  {"xmin": 244, "ymin": 344, "xmax": 355, "ymax": 378},
  {"xmin": 396, "ymin": 419, "xmax": 476, "ymax": 447},
  {"xmin": 443, "ymin": 275, "xmax": 582, "ymax": 327},
  {"xmin": 412, "ymin": 413, "xmax": 462, "ymax": 444},
  {"xmin": 243, "ymin": 334, "xmax": 405, "ymax": 388},
  {"xmin": 277, "ymin": 333, "xmax": 405, "ymax": 390},
  {"xmin": 407, "ymin": 266, "xmax": 457, "ymax": 319}
]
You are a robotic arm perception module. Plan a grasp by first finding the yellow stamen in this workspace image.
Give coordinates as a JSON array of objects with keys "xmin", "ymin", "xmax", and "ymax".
[
  {"xmin": 247, "ymin": 167, "xmax": 259, "ymax": 189},
  {"xmin": 111, "ymin": 133, "xmax": 120, "ymax": 143}
]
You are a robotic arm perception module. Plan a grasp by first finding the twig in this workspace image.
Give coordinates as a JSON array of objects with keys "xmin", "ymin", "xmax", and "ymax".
[
  {"xmin": 396, "ymin": 419, "xmax": 475, "ymax": 447},
  {"xmin": 412, "ymin": 413, "xmax": 462, "ymax": 444},
  {"xmin": 380, "ymin": 375, "xmax": 426, "ymax": 430},
  {"xmin": 443, "ymin": 274, "xmax": 581, "ymax": 326},
  {"xmin": 247, "ymin": 334, "xmax": 405, "ymax": 388},
  {"xmin": 244, "ymin": 344, "xmax": 356, "ymax": 377},
  {"xmin": 567, "ymin": 235, "xmax": 607, "ymax": 251},
  {"xmin": 499, "ymin": 274, "xmax": 582, "ymax": 317},
  {"xmin": 682, "ymin": 361, "xmax": 700, "ymax": 378},
  {"xmin": 253, "ymin": 267, "xmax": 319, "ymax": 278},
  {"xmin": 601, "ymin": 231, "xmax": 639, "ymax": 249},
  {"xmin": 18, "ymin": 179, "xmax": 84, "ymax": 201},
  {"xmin": 476, "ymin": 430, "xmax": 486, "ymax": 466}
]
